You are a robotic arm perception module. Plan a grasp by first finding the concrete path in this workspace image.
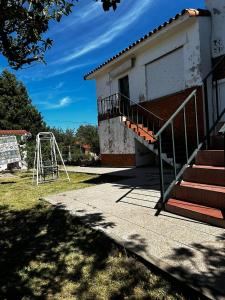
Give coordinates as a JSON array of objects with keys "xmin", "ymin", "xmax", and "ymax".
[
  {"xmin": 60, "ymin": 165, "xmax": 132, "ymax": 175},
  {"xmin": 45, "ymin": 167, "xmax": 225, "ymax": 300}
]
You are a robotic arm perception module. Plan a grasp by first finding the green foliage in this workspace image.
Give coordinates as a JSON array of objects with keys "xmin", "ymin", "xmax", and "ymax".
[
  {"xmin": 0, "ymin": 69, "xmax": 100, "ymax": 168},
  {"xmin": 0, "ymin": 0, "xmax": 120, "ymax": 69},
  {"xmin": 0, "ymin": 69, "xmax": 46, "ymax": 135},
  {"xmin": 26, "ymin": 141, "xmax": 35, "ymax": 169},
  {"xmin": 101, "ymin": 0, "xmax": 121, "ymax": 11},
  {"xmin": 75, "ymin": 125, "xmax": 100, "ymax": 154},
  {"xmin": 50, "ymin": 127, "xmax": 76, "ymax": 146}
]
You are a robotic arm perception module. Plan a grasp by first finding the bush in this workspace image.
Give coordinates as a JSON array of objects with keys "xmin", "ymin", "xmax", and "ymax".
[
  {"xmin": 26, "ymin": 141, "xmax": 36, "ymax": 169},
  {"xmin": 25, "ymin": 141, "xmax": 100, "ymax": 169}
]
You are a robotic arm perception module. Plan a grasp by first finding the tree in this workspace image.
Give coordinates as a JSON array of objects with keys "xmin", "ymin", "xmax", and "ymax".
[
  {"xmin": 0, "ymin": 0, "xmax": 120, "ymax": 70},
  {"xmin": 75, "ymin": 125, "xmax": 100, "ymax": 154},
  {"xmin": 50, "ymin": 127, "xmax": 76, "ymax": 147},
  {"xmin": 0, "ymin": 69, "xmax": 46, "ymax": 135}
]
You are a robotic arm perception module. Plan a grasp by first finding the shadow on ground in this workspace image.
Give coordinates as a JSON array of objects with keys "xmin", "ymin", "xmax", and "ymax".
[
  {"xmin": 82, "ymin": 174, "xmax": 133, "ymax": 185},
  {"xmin": 166, "ymin": 232, "xmax": 225, "ymax": 299},
  {"xmin": 0, "ymin": 203, "xmax": 187, "ymax": 300}
]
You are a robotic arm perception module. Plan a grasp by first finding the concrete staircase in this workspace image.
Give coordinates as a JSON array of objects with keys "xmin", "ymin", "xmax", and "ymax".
[
  {"xmin": 166, "ymin": 142, "xmax": 225, "ymax": 228},
  {"xmin": 124, "ymin": 119, "xmax": 184, "ymax": 167},
  {"xmin": 123, "ymin": 108, "xmax": 225, "ymax": 228},
  {"xmin": 124, "ymin": 120, "xmax": 155, "ymax": 143}
]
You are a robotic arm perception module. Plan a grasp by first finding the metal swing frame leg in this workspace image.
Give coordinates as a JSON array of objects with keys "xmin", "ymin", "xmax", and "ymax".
[{"xmin": 32, "ymin": 132, "xmax": 70, "ymax": 185}]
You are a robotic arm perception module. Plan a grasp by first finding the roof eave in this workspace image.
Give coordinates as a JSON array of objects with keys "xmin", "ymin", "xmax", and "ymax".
[{"xmin": 84, "ymin": 8, "xmax": 211, "ymax": 80}]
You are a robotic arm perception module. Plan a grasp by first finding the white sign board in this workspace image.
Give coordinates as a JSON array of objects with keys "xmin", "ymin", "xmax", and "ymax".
[{"xmin": 0, "ymin": 136, "xmax": 21, "ymax": 166}]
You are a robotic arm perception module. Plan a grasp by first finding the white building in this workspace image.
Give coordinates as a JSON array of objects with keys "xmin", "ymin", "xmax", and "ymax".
[{"xmin": 85, "ymin": 0, "xmax": 225, "ymax": 167}]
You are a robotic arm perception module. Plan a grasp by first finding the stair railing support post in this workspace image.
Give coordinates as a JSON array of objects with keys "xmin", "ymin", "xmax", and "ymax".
[
  {"xmin": 203, "ymin": 79, "xmax": 210, "ymax": 149},
  {"xmin": 158, "ymin": 135, "xmax": 164, "ymax": 207},
  {"xmin": 224, "ymin": 133, "xmax": 225, "ymax": 169}
]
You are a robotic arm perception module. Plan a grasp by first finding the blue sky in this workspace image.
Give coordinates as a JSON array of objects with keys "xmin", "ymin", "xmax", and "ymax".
[{"xmin": 0, "ymin": 0, "xmax": 205, "ymax": 130}]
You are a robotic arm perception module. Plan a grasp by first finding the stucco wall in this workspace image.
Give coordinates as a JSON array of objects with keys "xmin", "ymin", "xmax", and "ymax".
[
  {"xmin": 205, "ymin": 0, "xmax": 225, "ymax": 121},
  {"xmin": 98, "ymin": 117, "xmax": 135, "ymax": 155},
  {"xmin": 99, "ymin": 117, "xmax": 155, "ymax": 166},
  {"xmin": 135, "ymin": 140, "xmax": 155, "ymax": 167},
  {"xmin": 96, "ymin": 17, "xmax": 208, "ymax": 161},
  {"xmin": 198, "ymin": 17, "xmax": 212, "ymax": 79},
  {"xmin": 95, "ymin": 17, "xmax": 205, "ymax": 104},
  {"xmin": 95, "ymin": 7, "xmax": 225, "ymax": 163},
  {"xmin": 145, "ymin": 47, "xmax": 185, "ymax": 99},
  {"xmin": 205, "ymin": 0, "xmax": 225, "ymax": 58},
  {"xmin": 213, "ymin": 79, "xmax": 225, "ymax": 122}
]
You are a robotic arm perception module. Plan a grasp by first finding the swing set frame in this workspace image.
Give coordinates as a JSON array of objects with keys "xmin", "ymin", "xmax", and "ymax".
[{"xmin": 32, "ymin": 132, "xmax": 70, "ymax": 185}]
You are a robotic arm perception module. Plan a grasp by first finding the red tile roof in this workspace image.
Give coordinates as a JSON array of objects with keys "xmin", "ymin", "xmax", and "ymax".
[
  {"xmin": 84, "ymin": 8, "xmax": 210, "ymax": 80},
  {"xmin": 0, "ymin": 130, "xmax": 31, "ymax": 136},
  {"xmin": 82, "ymin": 144, "xmax": 91, "ymax": 150}
]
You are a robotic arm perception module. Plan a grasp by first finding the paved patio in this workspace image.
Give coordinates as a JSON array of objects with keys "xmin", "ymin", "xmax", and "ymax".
[
  {"xmin": 61, "ymin": 165, "xmax": 132, "ymax": 175},
  {"xmin": 45, "ymin": 167, "xmax": 225, "ymax": 300}
]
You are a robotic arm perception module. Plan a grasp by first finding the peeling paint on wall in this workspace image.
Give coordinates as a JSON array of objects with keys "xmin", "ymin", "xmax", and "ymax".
[
  {"xmin": 213, "ymin": 8, "xmax": 221, "ymax": 15},
  {"xmin": 99, "ymin": 117, "xmax": 136, "ymax": 154}
]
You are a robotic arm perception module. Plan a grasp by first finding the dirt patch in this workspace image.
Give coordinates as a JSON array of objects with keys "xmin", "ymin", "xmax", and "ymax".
[{"xmin": 0, "ymin": 172, "xmax": 17, "ymax": 179}]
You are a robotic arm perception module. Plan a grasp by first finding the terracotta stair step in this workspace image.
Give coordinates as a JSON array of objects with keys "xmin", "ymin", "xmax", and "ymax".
[
  {"xmin": 183, "ymin": 165, "xmax": 225, "ymax": 186},
  {"xmin": 125, "ymin": 121, "xmax": 145, "ymax": 128},
  {"xmin": 125, "ymin": 121, "xmax": 149, "ymax": 132},
  {"xmin": 196, "ymin": 150, "xmax": 224, "ymax": 167},
  {"xmin": 124, "ymin": 120, "xmax": 155, "ymax": 142},
  {"xmin": 130, "ymin": 126, "xmax": 154, "ymax": 138},
  {"xmin": 138, "ymin": 134, "xmax": 155, "ymax": 144},
  {"xmin": 165, "ymin": 198, "xmax": 225, "ymax": 228},
  {"xmin": 171, "ymin": 181, "xmax": 225, "ymax": 209},
  {"xmin": 137, "ymin": 127, "xmax": 154, "ymax": 136}
]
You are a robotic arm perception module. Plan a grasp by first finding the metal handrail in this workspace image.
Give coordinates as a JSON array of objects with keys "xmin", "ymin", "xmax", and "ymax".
[
  {"xmin": 218, "ymin": 123, "xmax": 225, "ymax": 169},
  {"xmin": 99, "ymin": 93, "xmax": 163, "ymax": 121},
  {"xmin": 156, "ymin": 56, "xmax": 225, "ymax": 215},
  {"xmin": 218, "ymin": 123, "xmax": 225, "ymax": 135},
  {"xmin": 155, "ymin": 89, "xmax": 199, "ymax": 211},
  {"xmin": 203, "ymin": 54, "xmax": 225, "ymax": 145},
  {"xmin": 117, "ymin": 92, "xmax": 164, "ymax": 122},
  {"xmin": 98, "ymin": 92, "xmax": 164, "ymax": 141},
  {"xmin": 155, "ymin": 89, "xmax": 197, "ymax": 138}
]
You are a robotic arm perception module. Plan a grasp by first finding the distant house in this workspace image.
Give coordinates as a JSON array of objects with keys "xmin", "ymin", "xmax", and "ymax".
[
  {"xmin": 0, "ymin": 130, "xmax": 31, "ymax": 141},
  {"xmin": 0, "ymin": 130, "xmax": 31, "ymax": 170},
  {"xmin": 84, "ymin": 0, "xmax": 225, "ymax": 227},
  {"xmin": 82, "ymin": 144, "xmax": 92, "ymax": 155}
]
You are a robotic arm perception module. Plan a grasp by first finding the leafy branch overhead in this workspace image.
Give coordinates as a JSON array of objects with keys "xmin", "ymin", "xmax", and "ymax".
[{"xmin": 0, "ymin": 0, "xmax": 121, "ymax": 70}]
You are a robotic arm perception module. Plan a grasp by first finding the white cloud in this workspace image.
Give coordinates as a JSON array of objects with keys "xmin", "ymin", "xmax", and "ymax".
[
  {"xmin": 48, "ymin": 62, "xmax": 92, "ymax": 77},
  {"xmin": 57, "ymin": 97, "xmax": 71, "ymax": 107},
  {"xmin": 39, "ymin": 96, "xmax": 72, "ymax": 110},
  {"xmin": 54, "ymin": 0, "xmax": 152, "ymax": 64},
  {"xmin": 50, "ymin": 2, "xmax": 102, "ymax": 35},
  {"xmin": 20, "ymin": 61, "xmax": 93, "ymax": 82},
  {"xmin": 55, "ymin": 81, "xmax": 64, "ymax": 89}
]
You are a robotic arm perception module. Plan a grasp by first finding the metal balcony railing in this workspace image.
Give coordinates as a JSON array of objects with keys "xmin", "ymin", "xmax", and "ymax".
[{"xmin": 98, "ymin": 92, "xmax": 163, "ymax": 139}]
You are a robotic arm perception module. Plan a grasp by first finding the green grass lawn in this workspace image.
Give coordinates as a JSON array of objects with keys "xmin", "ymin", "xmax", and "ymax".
[{"xmin": 0, "ymin": 171, "xmax": 189, "ymax": 299}]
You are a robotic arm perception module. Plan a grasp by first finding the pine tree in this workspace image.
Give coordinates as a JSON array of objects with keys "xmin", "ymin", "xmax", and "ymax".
[{"xmin": 0, "ymin": 69, "xmax": 46, "ymax": 135}]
